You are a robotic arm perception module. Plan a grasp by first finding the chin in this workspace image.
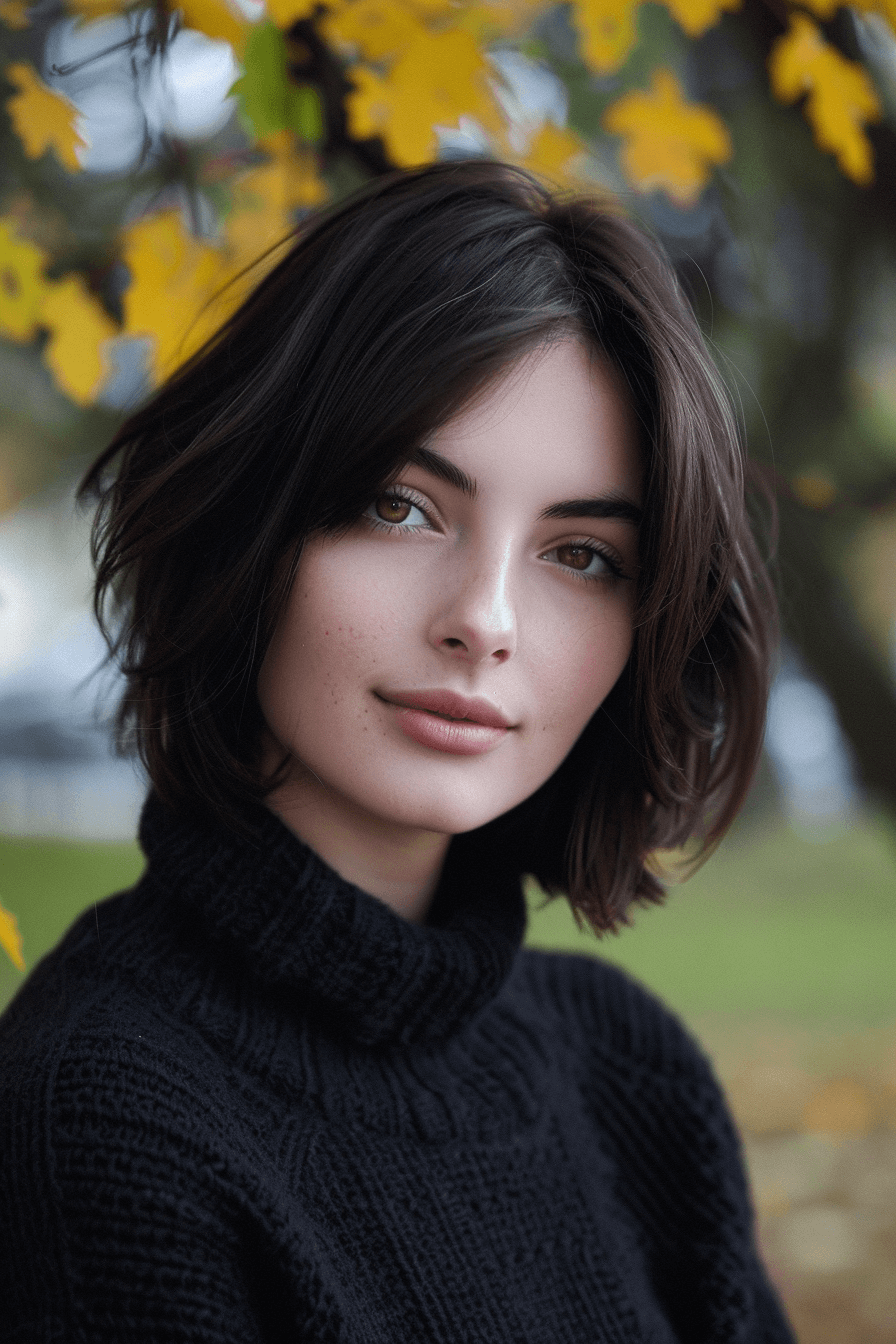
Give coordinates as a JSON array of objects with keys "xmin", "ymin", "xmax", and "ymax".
[{"xmin": 378, "ymin": 782, "xmax": 526, "ymax": 838}]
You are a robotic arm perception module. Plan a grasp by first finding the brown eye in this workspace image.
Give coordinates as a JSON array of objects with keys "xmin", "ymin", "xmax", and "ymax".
[
  {"xmin": 556, "ymin": 544, "xmax": 594, "ymax": 572},
  {"xmin": 375, "ymin": 495, "xmax": 412, "ymax": 523}
]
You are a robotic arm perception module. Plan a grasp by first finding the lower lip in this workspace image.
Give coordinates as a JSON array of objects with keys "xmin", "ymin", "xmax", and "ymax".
[{"xmin": 388, "ymin": 704, "xmax": 510, "ymax": 756}]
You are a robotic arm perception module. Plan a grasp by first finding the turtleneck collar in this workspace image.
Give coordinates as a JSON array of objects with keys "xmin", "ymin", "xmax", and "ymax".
[{"xmin": 138, "ymin": 792, "xmax": 527, "ymax": 1049}]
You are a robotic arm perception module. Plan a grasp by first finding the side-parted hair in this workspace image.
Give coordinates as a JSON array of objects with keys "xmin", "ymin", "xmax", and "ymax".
[{"xmin": 80, "ymin": 161, "xmax": 776, "ymax": 933}]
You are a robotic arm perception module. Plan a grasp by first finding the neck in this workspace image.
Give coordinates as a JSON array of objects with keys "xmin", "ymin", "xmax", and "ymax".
[{"xmin": 264, "ymin": 775, "xmax": 451, "ymax": 925}]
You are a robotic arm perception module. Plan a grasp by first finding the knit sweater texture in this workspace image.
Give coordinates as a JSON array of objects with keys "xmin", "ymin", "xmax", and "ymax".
[{"xmin": 0, "ymin": 793, "xmax": 794, "ymax": 1343}]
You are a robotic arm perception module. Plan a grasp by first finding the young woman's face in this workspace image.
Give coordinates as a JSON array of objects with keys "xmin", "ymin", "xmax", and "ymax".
[{"xmin": 258, "ymin": 338, "xmax": 642, "ymax": 843}]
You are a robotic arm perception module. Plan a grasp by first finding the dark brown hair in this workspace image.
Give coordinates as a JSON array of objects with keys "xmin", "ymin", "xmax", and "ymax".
[{"xmin": 80, "ymin": 160, "xmax": 776, "ymax": 932}]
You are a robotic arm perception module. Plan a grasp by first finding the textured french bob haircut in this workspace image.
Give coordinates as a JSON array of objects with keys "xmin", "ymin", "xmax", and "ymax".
[{"xmin": 81, "ymin": 160, "xmax": 776, "ymax": 934}]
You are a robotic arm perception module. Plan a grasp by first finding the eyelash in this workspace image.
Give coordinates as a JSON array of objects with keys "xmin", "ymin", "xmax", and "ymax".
[{"xmin": 362, "ymin": 490, "xmax": 629, "ymax": 583}]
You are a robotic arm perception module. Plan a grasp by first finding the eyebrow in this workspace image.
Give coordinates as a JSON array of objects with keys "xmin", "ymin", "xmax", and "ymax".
[{"xmin": 407, "ymin": 446, "xmax": 643, "ymax": 527}]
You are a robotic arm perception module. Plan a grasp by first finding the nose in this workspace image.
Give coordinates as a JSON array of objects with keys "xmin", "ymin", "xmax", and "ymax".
[{"xmin": 428, "ymin": 540, "xmax": 517, "ymax": 665}]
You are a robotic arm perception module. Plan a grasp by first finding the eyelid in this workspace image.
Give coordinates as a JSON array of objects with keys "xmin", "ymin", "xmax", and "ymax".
[
  {"xmin": 367, "ymin": 490, "xmax": 635, "ymax": 580},
  {"xmin": 542, "ymin": 536, "xmax": 631, "ymax": 582},
  {"xmin": 388, "ymin": 485, "xmax": 434, "ymax": 513},
  {"xmin": 364, "ymin": 486, "xmax": 440, "ymax": 531}
]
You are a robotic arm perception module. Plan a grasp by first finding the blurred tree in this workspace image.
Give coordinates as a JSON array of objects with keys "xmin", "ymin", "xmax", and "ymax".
[{"xmin": 1, "ymin": 0, "xmax": 896, "ymax": 830}]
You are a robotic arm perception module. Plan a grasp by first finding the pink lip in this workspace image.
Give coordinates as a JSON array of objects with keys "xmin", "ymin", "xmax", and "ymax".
[
  {"xmin": 379, "ymin": 689, "xmax": 513, "ymax": 729},
  {"xmin": 376, "ymin": 689, "xmax": 515, "ymax": 757}
]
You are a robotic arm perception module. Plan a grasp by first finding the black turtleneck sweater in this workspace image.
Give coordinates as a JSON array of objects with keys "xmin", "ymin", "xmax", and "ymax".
[{"xmin": 0, "ymin": 794, "xmax": 793, "ymax": 1343}]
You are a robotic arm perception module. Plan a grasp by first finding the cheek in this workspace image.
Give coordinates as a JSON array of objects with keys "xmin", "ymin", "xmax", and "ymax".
[
  {"xmin": 259, "ymin": 546, "xmax": 411, "ymax": 721},
  {"xmin": 532, "ymin": 602, "xmax": 634, "ymax": 737}
]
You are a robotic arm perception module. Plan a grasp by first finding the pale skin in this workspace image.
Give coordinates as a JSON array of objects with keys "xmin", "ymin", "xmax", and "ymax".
[{"xmin": 257, "ymin": 337, "xmax": 643, "ymax": 923}]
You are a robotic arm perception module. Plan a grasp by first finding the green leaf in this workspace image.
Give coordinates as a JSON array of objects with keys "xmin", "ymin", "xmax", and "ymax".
[
  {"xmin": 287, "ymin": 85, "xmax": 323, "ymax": 143},
  {"xmin": 231, "ymin": 21, "xmax": 290, "ymax": 137},
  {"xmin": 230, "ymin": 21, "xmax": 323, "ymax": 143}
]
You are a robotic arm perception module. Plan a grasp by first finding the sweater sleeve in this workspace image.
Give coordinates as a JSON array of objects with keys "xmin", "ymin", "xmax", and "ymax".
[{"xmin": 1, "ymin": 1019, "xmax": 274, "ymax": 1344}]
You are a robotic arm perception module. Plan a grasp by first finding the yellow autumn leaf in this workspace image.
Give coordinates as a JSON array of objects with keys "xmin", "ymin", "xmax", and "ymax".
[
  {"xmin": 573, "ymin": 0, "xmax": 741, "ymax": 74},
  {"xmin": 457, "ymin": 0, "xmax": 552, "ymax": 41},
  {"xmin": 226, "ymin": 133, "xmax": 327, "ymax": 268},
  {"xmin": 39, "ymin": 275, "xmax": 117, "ymax": 405},
  {"xmin": 571, "ymin": 0, "xmax": 640, "ymax": 74},
  {"xmin": 0, "ymin": 0, "xmax": 31, "ymax": 29},
  {"xmin": 794, "ymin": 0, "xmax": 838, "ymax": 14},
  {"xmin": 798, "ymin": 0, "xmax": 896, "ymax": 24},
  {"xmin": 0, "ymin": 217, "xmax": 49, "ymax": 342},
  {"xmin": 803, "ymin": 1077, "xmax": 876, "ymax": 1135},
  {"xmin": 179, "ymin": 0, "xmax": 254, "ymax": 54},
  {"xmin": 346, "ymin": 27, "xmax": 505, "ymax": 165},
  {"xmin": 265, "ymin": 0, "xmax": 320, "ymax": 27},
  {"xmin": 855, "ymin": 0, "xmax": 896, "ymax": 26},
  {"xmin": 520, "ymin": 121, "xmax": 589, "ymax": 185},
  {"xmin": 64, "ymin": 0, "xmax": 129, "ymax": 19},
  {"xmin": 0, "ymin": 899, "xmax": 25, "ymax": 973},
  {"xmin": 603, "ymin": 67, "xmax": 732, "ymax": 204},
  {"xmin": 122, "ymin": 211, "xmax": 229, "ymax": 384},
  {"xmin": 769, "ymin": 14, "xmax": 881, "ymax": 184},
  {"xmin": 323, "ymin": 0, "xmax": 428, "ymax": 62},
  {"xmin": 663, "ymin": 0, "xmax": 740, "ymax": 37},
  {"xmin": 253, "ymin": 129, "xmax": 329, "ymax": 210},
  {"xmin": 5, "ymin": 62, "xmax": 86, "ymax": 171},
  {"xmin": 407, "ymin": 0, "xmax": 461, "ymax": 12}
]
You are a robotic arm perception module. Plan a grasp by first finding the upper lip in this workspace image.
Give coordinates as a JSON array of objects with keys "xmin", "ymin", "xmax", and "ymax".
[{"xmin": 378, "ymin": 689, "xmax": 514, "ymax": 730}]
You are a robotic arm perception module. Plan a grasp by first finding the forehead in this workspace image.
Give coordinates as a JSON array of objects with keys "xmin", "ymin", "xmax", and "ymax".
[{"xmin": 424, "ymin": 338, "xmax": 642, "ymax": 502}]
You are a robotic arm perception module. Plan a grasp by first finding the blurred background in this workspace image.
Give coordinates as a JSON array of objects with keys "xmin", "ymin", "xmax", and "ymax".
[{"xmin": 1, "ymin": 0, "xmax": 895, "ymax": 1337}]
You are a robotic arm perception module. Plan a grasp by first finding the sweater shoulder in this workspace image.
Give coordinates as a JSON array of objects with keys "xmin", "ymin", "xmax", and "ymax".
[
  {"xmin": 511, "ymin": 948, "xmax": 754, "ymax": 1237},
  {"xmin": 511, "ymin": 944, "xmax": 716, "ymax": 1085},
  {"xmin": 0, "ymin": 887, "xmax": 233, "ymax": 1143}
]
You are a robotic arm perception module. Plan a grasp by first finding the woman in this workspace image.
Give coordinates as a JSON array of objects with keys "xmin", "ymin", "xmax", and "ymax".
[{"xmin": 0, "ymin": 162, "xmax": 792, "ymax": 1341}]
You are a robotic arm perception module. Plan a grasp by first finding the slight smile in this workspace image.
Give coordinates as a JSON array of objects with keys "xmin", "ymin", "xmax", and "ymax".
[{"xmin": 375, "ymin": 689, "xmax": 515, "ymax": 756}]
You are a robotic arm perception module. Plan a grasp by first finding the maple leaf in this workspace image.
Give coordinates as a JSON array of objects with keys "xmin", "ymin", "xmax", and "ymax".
[
  {"xmin": 179, "ymin": 0, "xmax": 255, "ymax": 55},
  {"xmin": 603, "ymin": 67, "xmax": 732, "ymax": 204},
  {"xmin": 122, "ymin": 212, "xmax": 228, "ymax": 384},
  {"xmin": 0, "ymin": 899, "xmax": 25, "ymax": 973},
  {"xmin": 663, "ymin": 0, "xmax": 740, "ymax": 37},
  {"xmin": 0, "ymin": 0, "xmax": 31, "ymax": 30},
  {"xmin": 345, "ymin": 27, "xmax": 505, "ymax": 164},
  {"xmin": 0, "ymin": 216, "xmax": 49, "ymax": 342},
  {"xmin": 799, "ymin": 0, "xmax": 896, "ymax": 25},
  {"xmin": 458, "ymin": 0, "xmax": 551, "ymax": 41},
  {"xmin": 40, "ymin": 275, "xmax": 117, "ymax": 405},
  {"xmin": 572, "ymin": 0, "xmax": 741, "ymax": 74},
  {"xmin": 571, "ymin": 0, "xmax": 641, "ymax": 74},
  {"xmin": 226, "ymin": 132, "xmax": 327, "ymax": 266},
  {"xmin": 322, "ymin": 0, "xmax": 428, "ymax": 63},
  {"xmin": 520, "ymin": 121, "xmax": 589, "ymax": 185},
  {"xmin": 5, "ymin": 62, "xmax": 86, "ymax": 171},
  {"xmin": 265, "ymin": 0, "xmax": 320, "ymax": 27},
  {"xmin": 769, "ymin": 15, "xmax": 881, "ymax": 184}
]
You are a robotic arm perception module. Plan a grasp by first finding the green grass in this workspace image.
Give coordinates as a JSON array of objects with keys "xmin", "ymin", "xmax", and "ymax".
[
  {"xmin": 1, "ymin": 813, "xmax": 895, "ymax": 1022},
  {"xmin": 0, "ymin": 838, "xmax": 144, "ymax": 1011},
  {"xmin": 526, "ymin": 814, "xmax": 896, "ymax": 1024}
]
